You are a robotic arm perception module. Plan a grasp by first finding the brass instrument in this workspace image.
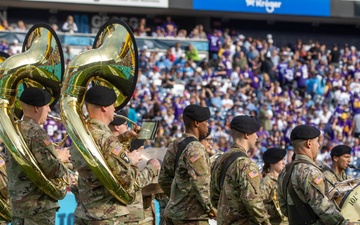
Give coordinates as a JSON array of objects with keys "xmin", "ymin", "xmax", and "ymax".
[
  {"xmin": 114, "ymin": 113, "xmax": 137, "ymax": 127},
  {"xmin": 47, "ymin": 114, "xmax": 69, "ymax": 148},
  {"xmin": 272, "ymin": 189, "xmax": 287, "ymax": 223},
  {"xmin": 60, "ymin": 19, "xmax": 138, "ymax": 204},
  {"xmin": 0, "ymin": 51, "xmax": 11, "ymax": 222},
  {"xmin": 0, "ymin": 23, "xmax": 69, "ymax": 202}
]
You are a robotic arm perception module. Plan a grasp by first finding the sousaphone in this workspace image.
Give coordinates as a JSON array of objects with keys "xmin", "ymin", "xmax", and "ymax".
[
  {"xmin": 0, "ymin": 23, "xmax": 68, "ymax": 203},
  {"xmin": 60, "ymin": 19, "xmax": 138, "ymax": 204}
]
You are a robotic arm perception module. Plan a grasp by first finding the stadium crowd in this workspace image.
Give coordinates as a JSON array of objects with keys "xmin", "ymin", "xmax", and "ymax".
[{"xmin": 1, "ymin": 16, "xmax": 360, "ymax": 172}]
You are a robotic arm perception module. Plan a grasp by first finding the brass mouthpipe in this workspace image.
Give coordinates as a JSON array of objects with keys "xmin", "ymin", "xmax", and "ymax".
[
  {"xmin": 114, "ymin": 113, "xmax": 137, "ymax": 126},
  {"xmin": 48, "ymin": 114, "xmax": 62, "ymax": 121}
]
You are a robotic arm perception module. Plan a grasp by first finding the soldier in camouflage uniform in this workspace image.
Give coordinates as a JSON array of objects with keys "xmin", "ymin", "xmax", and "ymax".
[
  {"xmin": 109, "ymin": 115, "xmax": 160, "ymax": 225},
  {"xmin": 321, "ymin": 145, "xmax": 351, "ymax": 191},
  {"xmin": 161, "ymin": 104, "xmax": 217, "ymax": 224},
  {"xmin": 211, "ymin": 115, "xmax": 271, "ymax": 225},
  {"xmin": 260, "ymin": 147, "xmax": 288, "ymax": 225},
  {"xmin": 277, "ymin": 125, "xmax": 349, "ymax": 225},
  {"xmin": 71, "ymin": 86, "xmax": 149, "ymax": 225},
  {"xmin": 0, "ymin": 153, "xmax": 9, "ymax": 225},
  {"xmin": 200, "ymin": 128, "xmax": 222, "ymax": 167},
  {"xmin": 6, "ymin": 87, "xmax": 70, "ymax": 225}
]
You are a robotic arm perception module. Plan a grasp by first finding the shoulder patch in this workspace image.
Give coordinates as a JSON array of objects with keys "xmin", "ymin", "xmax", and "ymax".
[
  {"xmin": 43, "ymin": 137, "xmax": 52, "ymax": 146},
  {"xmin": 112, "ymin": 145, "xmax": 122, "ymax": 156},
  {"xmin": 0, "ymin": 159, "xmax": 4, "ymax": 167},
  {"xmin": 189, "ymin": 154, "xmax": 201, "ymax": 163},
  {"xmin": 120, "ymin": 152, "xmax": 130, "ymax": 164},
  {"xmin": 248, "ymin": 170, "xmax": 259, "ymax": 178},
  {"xmin": 313, "ymin": 175, "xmax": 323, "ymax": 185}
]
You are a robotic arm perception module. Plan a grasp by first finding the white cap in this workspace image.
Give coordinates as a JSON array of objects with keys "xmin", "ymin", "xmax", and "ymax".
[
  {"xmin": 268, "ymin": 39, "xmax": 273, "ymax": 44},
  {"xmin": 267, "ymin": 34, "xmax": 273, "ymax": 39},
  {"xmin": 13, "ymin": 39, "xmax": 18, "ymax": 44},
  {"xmin": 238, "ymin": 34, "xmax": 245, "ymax": 39}
]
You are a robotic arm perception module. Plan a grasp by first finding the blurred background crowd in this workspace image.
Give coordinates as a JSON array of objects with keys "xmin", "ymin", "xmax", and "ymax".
[{"xmin": 0, "ymin": 15, "xmax": 360, "ymax": 177}]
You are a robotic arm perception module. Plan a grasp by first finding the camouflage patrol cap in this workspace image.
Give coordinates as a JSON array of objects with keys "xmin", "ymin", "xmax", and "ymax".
[
  {"xmin": 263, "ymin": 147, "xmax": 286, "ymax": 164},
  {"xmin": 290, "ymin": 125, "xmax": 320, "ymax": 141},
  {"xmin": 183, "ymin": 104, "xmax": 210, "ymax": 122},
  {"xmin": 20, "ymin": 87, "xmax": 52, "ymax": 107},
  {"xmin": 330, "ymin": 145, "xmax": 351, "ymax": 156},
  {"xmin": 85, "ymin": 86, "xmax": 116, "ymax": 106},
  {"xmin": 230, "ymin": 115, "xmax": 260, "ymax": 134}
]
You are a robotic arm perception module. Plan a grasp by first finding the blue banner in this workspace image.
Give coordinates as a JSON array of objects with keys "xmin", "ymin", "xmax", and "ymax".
[
  {"xmin": 56, "ymin": 193, "xmax": 76, "ymax": 225},
  {"xmin": 193, "ymin": 0, "xmax": 330, "ymax": 17}
]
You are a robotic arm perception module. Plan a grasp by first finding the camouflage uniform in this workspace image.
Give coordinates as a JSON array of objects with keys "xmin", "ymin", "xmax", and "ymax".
[
  {"xmin": 124, "ymin": 160, "xmax": 158, "ymax": 225},
  {"xmin": 163, "ymin": 135, "xmax": 214, "ymax": 223},
  {"xmin": 5, "ymin": 117, "xmax": 68, "ymax": 224},
  {"xmin": 211, "ymin": 146, "xmax": 270, "ymax": 225},
  {"xmin": 158, "ymin": 133, "xmax": 192, "ymax": 225},
  {"xmin": 260, "ymin": 173, "xmax": 288, "ymax": 225},
  {"xmin": 71, "ymin": 118, "xmax": 139, "ymax": 224},
  {"xmin": 0, "ymin": 154, "xmax": 9, "ymax": 225},
  {"xmin": 159, "ymin": 133, "xmax": 192, "ymax": 197},
  {"xmin": 321, "ymin": 165, "xmax": 348, "ymax": 189},
  {"xmin": 278, "ymin": 154, "xmax": 347, "ymax": 225}
]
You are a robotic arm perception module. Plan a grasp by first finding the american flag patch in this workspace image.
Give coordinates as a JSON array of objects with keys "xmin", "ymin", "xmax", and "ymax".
[
  {"xmin": 43, "ymin": 137, "xmax": 52, "ymax": 146},
  {"xmin": 0, "ymin": 159, "xmax": 4, "ymax": 167},
  {"xmin": 112, "ymin": 145, "xmax": 122, "ymax": 156},
  {"xmin": 190, "ymin": 154, "xmax": 201, "ymax": 163},
  {"xmin": 313, "ymin": 175, "xmax": 323, "ymax": 185},
  {"xmin": 248, "ymin": 170, "xmax": 259, "ymax": 178}
]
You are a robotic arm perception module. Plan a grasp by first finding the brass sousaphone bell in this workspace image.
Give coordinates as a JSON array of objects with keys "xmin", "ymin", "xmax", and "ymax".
[
  {"xmin": 60, "ymin": 19, "xmax": 138, "ymax": 204},
  {"xmin": 0, "ymin": 23, "xmax": 68, "ymax": 204}
]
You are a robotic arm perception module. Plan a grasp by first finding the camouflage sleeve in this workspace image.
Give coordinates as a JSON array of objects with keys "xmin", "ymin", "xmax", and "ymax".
[
  {"xmin": 236, "ymin": 158, "xmax": 270, "ymax": 224},
  {"xmin": 29, "ymin": 127, "xmax": 67, "ymax": 179},
  {"xmin": 136, "ymin": 164, "xmax": 158, "ymax": 188},
  {"xmin": 260, "ymin": 176, "xmax": 277, "ymax": 218},
  {"xmin": 277, "ymin": 170, "xmax": 288, "ymax": 217},
  {"xmin": 0, "ymin": 158, "xmax": 8, "ymax": 200},
  {"xmin": 323, "ymin": 170, "xmax": 338, "ymax": 189},
  {"xmin": 184, "ymin": 142, "xmax": 213, "ymax": 213},
  {"xmin": 103, "ymin": 135, "xmax": 139, "ymax": 194},
  {"xmin": 296, "ymin": 166, "xmax": 346, "ymax": 225},
  {"xmin": 158, "ymin": 141, "xmax": 176, "ymax": 197}
]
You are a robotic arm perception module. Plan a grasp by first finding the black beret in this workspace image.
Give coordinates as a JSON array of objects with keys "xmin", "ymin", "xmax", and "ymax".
[
  {"xmin": 110, "ymin": 110, "xmax": 127, "ymax": 125},
  {"xmin": 290, "ymin": 125, "xmax": 320, "ymax": 141},
  {"xmin": 183, "ymin": 105, "xmax": 210, "ymax": 122},
  {"xmin": 330, "ymin": 145, "xmax": 351, "ymax": 157},
  {"xmin": 230, "ymin": 115, "xmax": 260, "ymax": 134},
  {"xmin": 85, "ymin": 86, "xmax": 117, "ymax": 106},
  {"xmin": 263, "ymin": 147, "xmax": 287, "ymax": 164},
  {"xmin": 20, "ymin": 87, "xmax": 52, "ymax": 107}
]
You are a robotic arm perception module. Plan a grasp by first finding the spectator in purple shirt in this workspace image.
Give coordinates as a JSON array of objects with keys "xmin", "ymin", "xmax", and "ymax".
[{"xmin": 162, "ymin": 16, "xmax": 177, "ymax": 37}]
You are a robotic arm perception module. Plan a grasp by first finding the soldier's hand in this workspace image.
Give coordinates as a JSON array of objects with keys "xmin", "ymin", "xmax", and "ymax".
[
  {"xmin": 124, "ymin": 130, "xmax": 139, "ymax": 140},
  {"xmin": 148, "ymin": 158, "xmax": 161, "ymax": 171},
  {"xmin": 127, "ymin": 150, "xmax": 143, "ymax": 166},
  {"xmin": 208, "ymin": 207, "xmax": 217, "ymax": 218},
  {"xmin": 133, "ymin": 124, "xmax": 141, "ymax": 134},
  {"xmin": 57, "ymin": 147, "xmax": 71, "ymax": 163}
]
